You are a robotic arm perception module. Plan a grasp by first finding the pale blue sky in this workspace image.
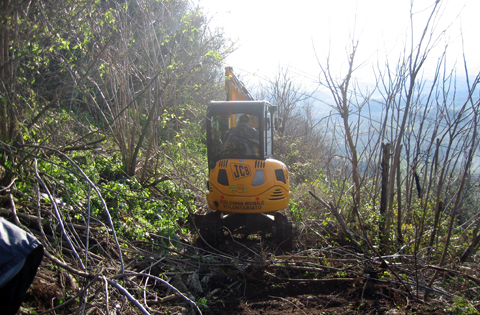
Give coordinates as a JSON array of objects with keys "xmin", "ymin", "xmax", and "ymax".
[{"xmin": 195, "ymin": 0, "xmax": 480, "ymax": 89}]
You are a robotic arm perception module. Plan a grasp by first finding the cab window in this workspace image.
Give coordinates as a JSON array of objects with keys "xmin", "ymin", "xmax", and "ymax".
[
  {"xmin": 210, "ymin": 112, "xmax": 261, "ymax": 161},
  {"xmin": 265, "ymin": 109, "xmax": 273, "ymax": 157}
]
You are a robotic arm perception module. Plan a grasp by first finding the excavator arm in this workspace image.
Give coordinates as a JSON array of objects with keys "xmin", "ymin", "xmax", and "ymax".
[{"xmin": 225, "ymin": 66, "xmax": 254, "ymax": 101}]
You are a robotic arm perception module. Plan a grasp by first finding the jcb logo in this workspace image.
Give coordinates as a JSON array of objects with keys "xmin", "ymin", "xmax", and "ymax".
[{"xmin": 231, "ymin": 163, "xmax": 251, "ymax": 180}]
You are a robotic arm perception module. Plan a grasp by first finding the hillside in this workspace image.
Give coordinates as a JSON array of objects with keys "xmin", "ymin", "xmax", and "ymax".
[{"xmin": 1, "ymin": 0, "xmax": 480, "ymax": 314}]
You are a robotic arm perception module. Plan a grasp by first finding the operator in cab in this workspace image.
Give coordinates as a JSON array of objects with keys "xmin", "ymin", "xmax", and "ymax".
[{"xmin": 223, "ymin": 114, "xmax": 259, "ymax": 156}]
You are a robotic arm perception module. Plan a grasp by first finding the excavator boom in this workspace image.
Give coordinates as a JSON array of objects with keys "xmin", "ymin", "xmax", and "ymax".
[{"xmin": 225, "ymin": 66, "xmax": 254, "ymax": 101}]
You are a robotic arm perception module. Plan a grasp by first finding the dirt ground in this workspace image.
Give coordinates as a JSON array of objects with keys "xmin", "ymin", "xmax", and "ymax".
[
  {"xmin": 196, "ymin": 237, "xmax": 454, "ymax": 315},
  {"xmin": 20, "ymin": 269, "xmax": 453, "ymax": 315},
  {"xmin": 205, "ymin": 280, "xmax": 446, "ymax": 315},
  {"xmin": 19, "ymin": 231, "xmax": 463, "ymax": 315}
]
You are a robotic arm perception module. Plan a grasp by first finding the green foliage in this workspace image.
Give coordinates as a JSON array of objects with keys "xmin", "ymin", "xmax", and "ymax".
[
  {"xmin": 289, "ymin": 171, "xmax": 341, "ymax": 220},
  {"xmin": 10, "ymin": 148, "xmax": 193, "ymax": 242},
  {"xmin": 446, "ymin": 296, "xmax": 480, "ymax": 315},
  {"xmin": 0, "ymin": 0, "xmax": 231, "ymax": 251},
  {"xmin": 197, "ymin": 297, "xmax": 208, "ymax": 309},
  {"xmin": 288, "ymin": 199, "xmax": 306, "ymax": 222},
  {"xmin": 92, "ymin": 153, "xmax": 196, "ymax": 240}
]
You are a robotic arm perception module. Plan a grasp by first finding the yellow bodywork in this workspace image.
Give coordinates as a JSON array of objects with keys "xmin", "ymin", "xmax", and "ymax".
[
  {"xmin": 207, "ymin": 158, "xmax": 290, "ymax": 214},
  {"xmin": 225, "ymin": 66, "xmax": 254, "ymax": 101}
]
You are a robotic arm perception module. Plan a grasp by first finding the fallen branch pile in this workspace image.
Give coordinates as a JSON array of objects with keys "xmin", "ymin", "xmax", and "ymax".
[{"xmin": 2, "ymin": 195, "xmax": 479, "ymax": 314}]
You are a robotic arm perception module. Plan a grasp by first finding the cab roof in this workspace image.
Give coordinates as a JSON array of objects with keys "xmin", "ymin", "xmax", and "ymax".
[{"xmin": 207, "ymin": 101, "xmax": 276, "ymax": 117}]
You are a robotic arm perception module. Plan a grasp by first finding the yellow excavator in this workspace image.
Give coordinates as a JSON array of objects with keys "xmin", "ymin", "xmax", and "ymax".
[{"xmin": 198, "ymin": 67, "xmax": 292, "ymax": 248}]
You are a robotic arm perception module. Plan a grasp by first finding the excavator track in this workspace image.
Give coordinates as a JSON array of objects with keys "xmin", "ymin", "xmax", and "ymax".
[
  {"xmin": 192, "ymin": 209, "xmax": 294, "ymax": 251},
  {"xmin": 193, "ymin": 211, "xmax": 223, "ymax": 246},
  {"xmin": 273, "ymin": 210, "xmax": 293, "ymax": 250}
]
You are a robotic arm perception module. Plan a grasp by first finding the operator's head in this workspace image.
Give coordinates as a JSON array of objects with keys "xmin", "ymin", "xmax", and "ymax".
[{"xmin": 238, "ymin": 114, "xmax": 250, "ymax": 125}]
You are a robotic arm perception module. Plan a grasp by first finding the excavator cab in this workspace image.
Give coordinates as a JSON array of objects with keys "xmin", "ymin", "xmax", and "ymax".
[{"xmin": 199, "ymin": 68, "xmax": 293, "ymax": 248}]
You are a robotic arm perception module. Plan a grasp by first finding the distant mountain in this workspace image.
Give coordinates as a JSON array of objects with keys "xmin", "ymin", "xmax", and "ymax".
[
  {"xmin": 305, "ymin": 79, "xmax": 479, "ymax": 171},
  {"xmin": 308, "ymin": 79, "xmax": 474, "ymax": 122}
]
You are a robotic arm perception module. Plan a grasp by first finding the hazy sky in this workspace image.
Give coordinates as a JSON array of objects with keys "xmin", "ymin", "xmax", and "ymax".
[{"xmin": 195, "ymin": 0, "xmax": 480, "ymax": 90}]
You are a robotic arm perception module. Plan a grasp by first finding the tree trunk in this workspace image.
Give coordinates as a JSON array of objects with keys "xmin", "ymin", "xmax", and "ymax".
[
  {"xmin": 396, "ymin": 151, "xmax": 404, "ymax": 244},
  {"xmin": 379, "ymin": 142, "xmax": 390, "ymax": 248},
  {"xmin": 460, "ymin": 221, "xmax": 480, "ymax": 263}
]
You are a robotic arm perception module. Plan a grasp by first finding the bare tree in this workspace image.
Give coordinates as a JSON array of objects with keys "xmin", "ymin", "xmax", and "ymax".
[
  {"xmin": 260, "ymin": 67, "xmax": 336, "ymax": 186},
  {"xmin": 317, "ymin": 41, "xmax": 378, "ymax": 222},
  {"xmin": 315, "ymin": 0, "xmax": 480, "ymax": 263},
  {"xmin": 265, "ymin": 65, "xmax": 310, "ymax": 136}
]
